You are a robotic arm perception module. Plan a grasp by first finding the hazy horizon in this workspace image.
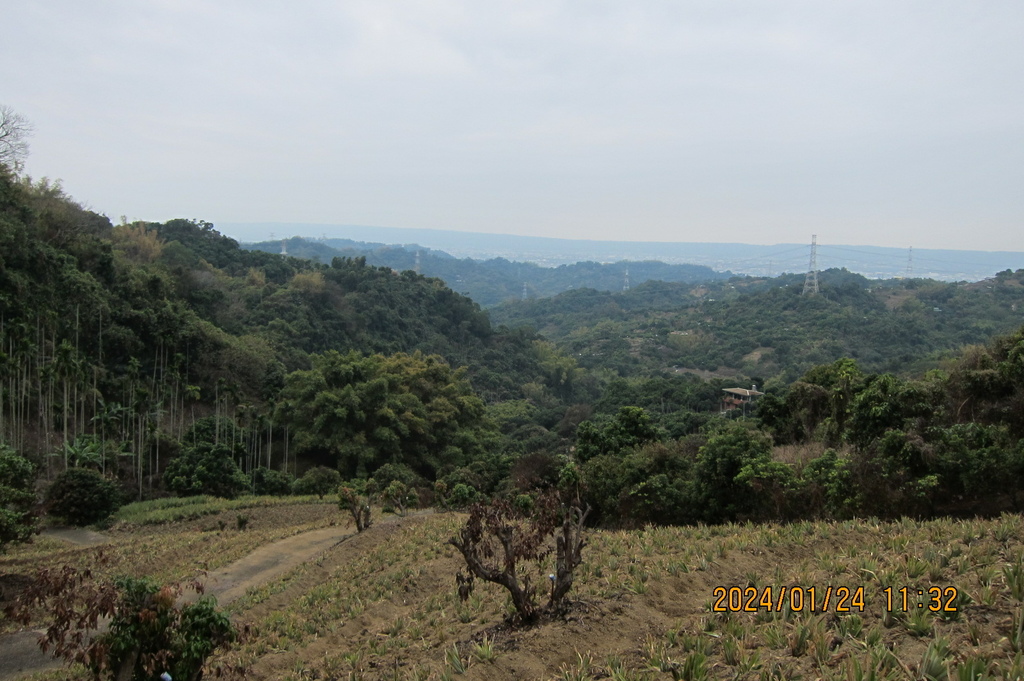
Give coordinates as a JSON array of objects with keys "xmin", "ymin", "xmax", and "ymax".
[
  {"xmin": 225, "ymin": 221, "xmax": 1024, "ymax": 254},
  {"xmin": 229, "ymin": 222, "xmax": 1024, "ymax": 282}
]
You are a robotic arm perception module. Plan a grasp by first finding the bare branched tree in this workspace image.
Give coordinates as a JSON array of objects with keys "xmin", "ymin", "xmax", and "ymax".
[
  {"xmin": 0, "ymin": 104, "xmax": 33, "ymax": 172},
  {"xmin": 449, "ymin": 492, "xmax": 590, "ymax": 623}
]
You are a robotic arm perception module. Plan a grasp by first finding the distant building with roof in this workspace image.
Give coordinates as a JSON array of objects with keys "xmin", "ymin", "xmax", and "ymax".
[{"xmin": 721, "ymin": 386, "xmax": 764, "ymax": 416}]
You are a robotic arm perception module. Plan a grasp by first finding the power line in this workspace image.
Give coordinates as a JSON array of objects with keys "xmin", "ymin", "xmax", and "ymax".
[
  {"xmin": 820, "ymin": 245, "xmax": 1010, "ymax": 270},
  {"xmin": 812, "ymin": 251, "xmax": 984, "ymax": 278},
  {"xmin": 726, "ymin": 245, "xmax": 809, "ymax": 266}
]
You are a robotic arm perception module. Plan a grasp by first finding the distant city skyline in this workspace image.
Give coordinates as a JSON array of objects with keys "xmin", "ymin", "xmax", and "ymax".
[{"xmin": 3, "ymin": 2, "xmax": 1022, "ymax": 251}]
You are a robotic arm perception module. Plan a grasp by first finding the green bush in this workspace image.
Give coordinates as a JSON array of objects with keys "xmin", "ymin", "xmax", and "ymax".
[
  {"xmin": 252, "ymin": 468, "xmax": 294, "ymax": 496},
  {"xmin": 372, "ymin": 462, "xmax": 422, "ymax": 488},
  {"xmin": 164, "ymin": 443, "xmax": 249, "ymax": 499},
  {"xmin": 513, "ymin": 493, "xmax": 535, "ymax": 515},
  {"xmin": 801, "ymin": 448, "xmax": 856, "ymax": 518},
  {"xmin": 292, "ymin": 466, "xmax": 342, "ymax": 499},
  {"xmin": 448, "ymin": 483, "xmax": 479, "ymax": 508},
  {"xmin": 95, "ymin": 576, "xmax": 235, "ymax": 681},
  {"xmin": 45, "ymin": 468, "xmax": 120, "ymax": 526},
  {"xmin": 0, "ymin": 445, "xmax": 37, "ymax": 550},
  {"xmin": 691, "ymin": 423, "xmax": 775, "ymax": 523}
]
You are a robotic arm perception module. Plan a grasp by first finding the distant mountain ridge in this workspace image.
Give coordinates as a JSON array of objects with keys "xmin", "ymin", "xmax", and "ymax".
[
  {"xmin": 223, "ymin": 222, "xmax": 1024, "ymax": 282},
  {"xmin": 243, "ymin": 236, "xmax": 728, "ymax": 307}
]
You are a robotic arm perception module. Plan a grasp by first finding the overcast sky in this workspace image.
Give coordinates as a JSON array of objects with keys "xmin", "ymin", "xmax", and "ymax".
[{"xmin": 3, "ymin": 1, "xmax": 1023, "ymax": 251}]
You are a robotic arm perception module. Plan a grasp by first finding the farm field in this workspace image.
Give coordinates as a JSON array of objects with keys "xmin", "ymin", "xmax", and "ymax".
[{"xmin": 3, "ymin": 499, "xmax": 1024, "ymax": 680}]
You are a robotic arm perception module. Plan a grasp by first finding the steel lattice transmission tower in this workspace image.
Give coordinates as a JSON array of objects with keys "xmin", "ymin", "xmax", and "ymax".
[{"xmin": 802, "ymin": 234, "xmax": 819, "ymax": 295}]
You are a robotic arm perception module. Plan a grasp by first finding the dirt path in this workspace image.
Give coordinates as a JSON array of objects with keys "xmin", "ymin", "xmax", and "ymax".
[
  {"xmin": 183, "ymin": 525, "xmax": 354, "ymax": 606},
  {"xmin": 0, "ymin": 516, "xmax": 389, "ymax": 680},
  {"xmin": 0, "ymin": 530, "xmax": 112, "ymax": 679}
]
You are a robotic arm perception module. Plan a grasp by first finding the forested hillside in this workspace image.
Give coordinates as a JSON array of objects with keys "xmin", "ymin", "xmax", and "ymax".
[
  {"xmin": 3, "ymin": 156, "xmax": 1024, "ymax": 542},
  {"xmin": 245, "ymin": 236, "xmax": 727, "ymax": 307},
  {"xmin": 490, "ymin": 267, "xmax": 1024, "ymax": 383},
  {"xmin": 0, "ymin": 164, "xmax": 595, "ymax": 512},
  {"xmin": 574, "ymin": 324, "xmax": 1024, "ymax": 527}
]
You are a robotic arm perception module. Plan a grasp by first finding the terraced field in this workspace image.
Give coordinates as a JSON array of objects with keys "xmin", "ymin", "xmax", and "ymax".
[{"xmin": 3, "ymin": 498, "xmax": 1024, "ymax": 680}]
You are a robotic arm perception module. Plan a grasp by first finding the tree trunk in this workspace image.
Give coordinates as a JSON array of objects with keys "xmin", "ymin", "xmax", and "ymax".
[
  {"xmin": 549, "ymin": 505, "xmax": 589, "ymax": 609},
  {"xmin": 449, "ymin": 527, "xmax": 537, "ymax": 622}
]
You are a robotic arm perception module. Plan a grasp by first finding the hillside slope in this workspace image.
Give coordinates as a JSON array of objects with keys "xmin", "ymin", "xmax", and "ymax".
[
  {"xmin": 0, "ymin": 168, "xmax": 584, "ymax": 492},
  {"xmin": 490, "ymin": 268, "xmax": 1024, "ymax": 383}
]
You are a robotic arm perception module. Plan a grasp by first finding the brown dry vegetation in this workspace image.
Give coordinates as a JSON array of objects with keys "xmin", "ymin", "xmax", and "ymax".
[
  {"xmin": 5, "ymin": 502, "xmax": 1024, "ymax": 681},
  {"xmin": 771, "ymin": 442, "xmax": 831, "ymax": 469},
  {"xmin": 0, "ymin": 499, "xmax": 339, "ymax": 635}
]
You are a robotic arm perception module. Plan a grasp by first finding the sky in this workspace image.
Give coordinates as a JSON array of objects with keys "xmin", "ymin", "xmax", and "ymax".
[{"xmin": 2, "ymin": 1, "xmax": 1023, "ymax": 252}]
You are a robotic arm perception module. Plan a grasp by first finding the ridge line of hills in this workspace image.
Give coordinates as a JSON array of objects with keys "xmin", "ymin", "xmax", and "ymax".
[
  {"xmin": 227, "ymin": 222, "xmax": 1024, "ymax": 282},
  {"xmin": 241, "ymin": 235, "xmax": 1024, "ymax": 385},
  {"xmin": 242, "ymin": 236, "xmax": 729, "ymax": 307}
]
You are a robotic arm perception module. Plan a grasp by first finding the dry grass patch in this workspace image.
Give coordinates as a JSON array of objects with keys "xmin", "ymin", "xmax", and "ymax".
[
  {"xmin": 8, "ymin": 505, "xmax": 1024, "ymax": 681},
  {"xmin": 0, "ymin": 498, "xmax": 340, "ymax": 633},
  {"xmin": 215, "ymin": 513, "xmax": 1024, "ymax": 681}
]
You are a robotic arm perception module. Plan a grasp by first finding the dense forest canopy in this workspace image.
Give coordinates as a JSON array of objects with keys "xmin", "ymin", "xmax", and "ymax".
[{"xmin": 490, "ymin": 268, "xmax": 1024, "ymax": 383}]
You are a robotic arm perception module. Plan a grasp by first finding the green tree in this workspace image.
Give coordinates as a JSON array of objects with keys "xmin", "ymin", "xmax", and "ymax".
[
  {"xmin": 372, "ymin": 462, "xmax": 422, "ymax": 488},
  {"xmin": 99, "ymin": 578, "xmax": 234, "ymax": 681},
  {"xmin": 292, "ymin": 466, "xmax": 342, "ymax": 498},
  {"xmin": 800, "ymin": 449, "xmax": 856, "ymax": 518},
  {"xmin": 946, "ymin": 325, "xmax": 1024, "ymax": 437},
  {"xmin": 163, "ymin": 443, "xmax": 248, "ymax": 499},
  {"xmin": 575, "ymin": 406, "xmax": 661, "ymax": 462},
  {"xmin": 692, "ymin": 423, "xmax": 778, "ymax": 523},
  {"xmin": 339, "ymin": 480, "xmax": 376, "ymax": 531},
  {"xmin": 845, "ymin": 374, "xmax": 935, "ymax": 450},
  {"xmin": 280, "ymin": 350, "xmax": 494, "ymax": 479},
  {"xmin": 759, "ymin": 359, "xmax": 867, "ymax": 445},
  {"xmin": 252, "ymin": 467, "xmax": 294, "ymax": 496},
  {"xmin": 10, "ymin": 572, "xmax": 236, "ymax": 681},
  {"xmin": 933, "ymin": 424, "xmax": 1022, "ymax": 500},
  {"xmin": 0, "ymin": 445, "xmax": 37, "ymax": 550},
  {"xmin": 581, "ymin": 438, "xmax": 701, "ymax": 526},
  {"xmin": 383, "ymin": 479, "xmax": 414, "ymax": 516},
  {"xmin": 447, "ymin": 482, "xmax": 479, "ymax": 508}
]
